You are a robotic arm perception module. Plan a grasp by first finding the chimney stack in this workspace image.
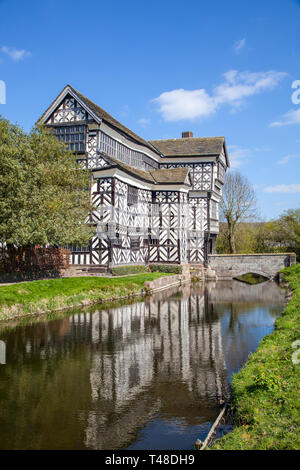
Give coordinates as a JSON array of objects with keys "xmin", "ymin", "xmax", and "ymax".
[{"xmin": 182, "ymin": 131, "xmax": 193, "ymax": 138}]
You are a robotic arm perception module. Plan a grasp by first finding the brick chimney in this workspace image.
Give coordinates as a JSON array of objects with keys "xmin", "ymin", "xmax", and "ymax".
[{"xmin": 182, "ymin": 131, "xmax": 193, "ymax": 138}]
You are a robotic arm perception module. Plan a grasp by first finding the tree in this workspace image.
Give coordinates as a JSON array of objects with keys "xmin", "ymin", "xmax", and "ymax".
[
  {"xmin": 216, "ymin": 222, "xmax": 259, "ymax": 254},
  {"xmin": 0, "ymin": 116, "xmax": 94, "ymax": 272},
  {"xmin": 220, "ymin": 170, "xmax": 257, "ymax": 253},
  {"xmin": 255, "ymin": 209, "xmax": 300, "ymax": 259},
  {"xmin": 280, "ymin": 209, "xmax": 300, "ymax": 258}
]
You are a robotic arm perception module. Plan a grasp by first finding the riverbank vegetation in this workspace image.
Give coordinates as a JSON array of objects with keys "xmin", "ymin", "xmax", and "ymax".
[
  {"xmin": 217, "ymin": 209, "xmax": 300, "ymax": 261},
  {"xmin": 212, "ymin": 263, "xmax": 300, "ymax": 450},
  {"xmin": 0, "ymin": 273, "xmax": 169, "ymax": 321},
  {"xmin": 111, "ymin": 265, "xmax": 149, "ymax": 276},
  {"xmin": 149, "ymin": 264, "xmax": 183, "ymax": 274}
]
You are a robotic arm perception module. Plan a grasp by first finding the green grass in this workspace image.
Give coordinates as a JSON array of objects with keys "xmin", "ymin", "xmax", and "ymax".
[
  {"xmin": 212, "ymin": 263, "xmax": 300, "ymax": 450},
  {"xmin": 149, "ymin": 264, "xmax": 182, "ymax": 274},
  {"xmin": 0, "ymin": 272, "xmax": 169, "ymax": 321},
  {"xmin": 111, "ymin": 265, "xmax": 149, "ymax": 276}
]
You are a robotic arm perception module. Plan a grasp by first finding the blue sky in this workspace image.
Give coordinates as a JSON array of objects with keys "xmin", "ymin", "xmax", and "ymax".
[{"xmin": 0, "ymin": 0, "xmax": 300, "ymax": 220}]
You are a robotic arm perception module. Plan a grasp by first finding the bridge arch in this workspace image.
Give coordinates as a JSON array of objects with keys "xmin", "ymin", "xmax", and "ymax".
[
  {"xmin": 207, "ymin": 253, "xmax": 296, "ymax": 281},
  {"xmin": 233, "ymin": 270, "xmax": 271, "ymax": 280}
]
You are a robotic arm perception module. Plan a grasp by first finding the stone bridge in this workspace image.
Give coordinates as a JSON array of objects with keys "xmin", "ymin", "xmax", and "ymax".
[{"xmin": 207, "ymin": 253, "xmax": 296, "ymax": 280}]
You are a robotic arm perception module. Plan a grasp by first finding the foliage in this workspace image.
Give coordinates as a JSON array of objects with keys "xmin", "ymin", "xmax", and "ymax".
[
  {"xmin": 255, "ymin": 209, "xmax": 300, "ymax": 260},
  {"xmin": 2, "ymin": 246, "xmax": 70, "ymax": 278},
  {"xmin": 220, "ymin": 170, "xmax": 257, "ymax": 253},
  {"xmin": 0, "ymin": 117, "xmax": 94, "ymax": 273},
  {"xmin": 111, "ymin": 265, "xmax": 149, "ymax": 276},
  {"xmin": 252, "ymin": 365, "xmax": 285, "ymax": 391},
  {"xmin": 234, "ymin": 273, "xmax": 268, "ymax": 285},
  {"xmin": 149, "ymin": 264, "xmax": 182, "ymax": 274},
  {"xmin": 217, "ymin": 209, "xmax": 300, "ymax": 261},
  {"xmin": 0, "ymin": 272, "xmax": 170, "ymax": 320},
  {"xmin": 212, "ymin": 263, "xmax": 300, "ymax": 450},
  {"xmin": 216, "ymin": 222, "xmax": 259, "ymax": 254}
]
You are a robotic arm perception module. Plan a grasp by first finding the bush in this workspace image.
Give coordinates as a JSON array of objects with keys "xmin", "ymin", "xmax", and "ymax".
[
  {"xmin": 111, "ymin": 265, "xmax": 149, "ymax": 276},
  {"xmin": 149, "ymin": 264, "xmax": 182, "ymax": 274},
  {"xmin": 2, "ymin": 246, "xmax": 70, "ymax": 276}
]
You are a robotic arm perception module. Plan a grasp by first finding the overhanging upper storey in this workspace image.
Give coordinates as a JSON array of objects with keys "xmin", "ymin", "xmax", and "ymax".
[
  {"xmin": 150, "ymin": 134, "xmax": 229, "ymax": 192},
  {"xmin": 93, "ymin": 154, "xmax": 192, "ymax": 190}
]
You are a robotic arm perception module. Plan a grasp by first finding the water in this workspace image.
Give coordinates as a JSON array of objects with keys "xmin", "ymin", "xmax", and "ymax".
[{"xmin": 0, "ymin": 280, "xmax": 286, "ymax": 450}]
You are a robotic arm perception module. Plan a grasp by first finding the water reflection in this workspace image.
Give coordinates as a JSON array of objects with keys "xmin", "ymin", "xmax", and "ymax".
[{"xmin": 0, "ymin": 281, "xmax": 286, "ymax": 450}]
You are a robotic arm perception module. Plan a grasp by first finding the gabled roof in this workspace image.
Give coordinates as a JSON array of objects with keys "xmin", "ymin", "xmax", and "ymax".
[
  {"xmin": 150, "ymin": 136, "xmax": 226, "ymax": 157},
  {"xmin": 38, "ymin": 85, "xmax": 160, "ymax": 155},
  {"xmin": 38, "ymin": 85, "xmax": 229, "ymax": 166},
  {"xmin": 100, "ymin": 154, "xmax": 191, "ymax": 186}
]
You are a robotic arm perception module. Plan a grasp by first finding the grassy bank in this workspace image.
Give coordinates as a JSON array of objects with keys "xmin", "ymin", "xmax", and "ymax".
[
  {"xmin": 0, "ymin": 273, "xmax": 169, "ymax": 321},
  {"xmin": 212, "ymin": 263, "xmax": 300, "ymax": 450}
]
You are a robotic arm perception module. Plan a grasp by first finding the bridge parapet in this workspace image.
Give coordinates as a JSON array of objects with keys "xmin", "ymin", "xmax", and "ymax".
[{"xmin": 207, "ymin": 253, "xmax": 296, "ymax": 280}]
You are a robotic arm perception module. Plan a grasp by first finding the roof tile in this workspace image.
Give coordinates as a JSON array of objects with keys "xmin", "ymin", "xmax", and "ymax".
[{"xmin": 149, "ymin": 137, "xmax": 225, "ymax": 156}]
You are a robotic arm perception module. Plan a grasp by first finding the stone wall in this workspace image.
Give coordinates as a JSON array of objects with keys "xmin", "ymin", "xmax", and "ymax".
[
  {"xmin": 144, "ymin": 270, "xmax": 191, "ymax": 294},
  {"xmin": 207, "ymin": 253, "xmax": 296, "ymax": 280}
]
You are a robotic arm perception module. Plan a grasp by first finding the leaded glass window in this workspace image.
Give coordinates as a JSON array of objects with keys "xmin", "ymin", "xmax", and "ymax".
[
  {"xmin": 64, "ymin": 244, "xmax": 90, "ymax": 252},
  {"xmin": 127, "ymin": 186, "xmax": 138, "ymax": 206},
  {"xmin": 218, "ymin": 162, "xmax": 225, "ymax": 182},
  {"xmin": 99, "ymin": 131, "xmax": 158, "ymax": 170},
  {"xmin": 210, "ymin": 200, "xmax": 218, "ymax": 220},
  {"xmin": 55, "ymin": 125, "xmax": 85, "ymax": 152}
]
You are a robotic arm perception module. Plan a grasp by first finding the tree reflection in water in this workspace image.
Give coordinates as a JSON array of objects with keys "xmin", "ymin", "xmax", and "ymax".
[{"xmin": 0, "ymin": 280, "xmax": 286, "ymax": 450}]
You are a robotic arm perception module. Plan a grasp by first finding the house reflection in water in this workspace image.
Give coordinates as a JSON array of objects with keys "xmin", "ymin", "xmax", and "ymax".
[
  {"xmin": 0, "ymin": 280, "xmax": 286, "ymax": 450},
  {"xmin": 82, "ymin": 283, "xmax": 230, "ymax": 449}
]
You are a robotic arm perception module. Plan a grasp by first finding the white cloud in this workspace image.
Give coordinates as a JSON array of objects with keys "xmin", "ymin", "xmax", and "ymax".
[
  {"xmin": 233, "ymin": 38, "xmax": 246, "ymax": 54},
  {"xmin": 152, "ymin": 88, "xmax": 216, "ymax": 121},
  {"xmin": 227, "ymin": 145, "xmax": 250, "ymax": 168},
  {"xmin": 264, "ymin": 184, "xmax": 300, "ymax": 193},
  {"xmin": 253, "ymin": 183, "xmax": 267, "ymax": 190},
  {"xmin": 269, "ymin": 108, "xmax": 300, "ymax": 127},
  {"xmin": 277, "ymin": 154, "xmax": 300, "ymax": 165},
  {"xmin": 1, "ymin": 45, "xmax": 31, "ymax": 61},
  {"xmin": 153, "ymin": 70, "xmax": 286, "ymax": 121},
  {"xmin": 214, "ymin": 70, "xmax": 287, "ymax": 108}
]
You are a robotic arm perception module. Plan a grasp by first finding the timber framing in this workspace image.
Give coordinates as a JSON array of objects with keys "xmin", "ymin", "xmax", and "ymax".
[{"xmin": 39, "ymin": 85, "xmax": 230, "ymax": 268}]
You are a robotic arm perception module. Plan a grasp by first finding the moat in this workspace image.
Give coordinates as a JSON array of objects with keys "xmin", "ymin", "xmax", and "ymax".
[{"xmin": 0, "ymin": 280, "xmax": 286, "ymax": 450}]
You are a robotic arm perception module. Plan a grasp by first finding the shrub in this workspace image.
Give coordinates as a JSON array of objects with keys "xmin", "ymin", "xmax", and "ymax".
[
  {"xmin": 149, "ymin": 264, "xmax": 182, "ymax": 274},
  {"xmin": 111, "ymin": 265, "xmax": 149, "ymax": 276},
  {"xmin": 2, "ymin": 246, "xmax": 70, "ymax": 277}
]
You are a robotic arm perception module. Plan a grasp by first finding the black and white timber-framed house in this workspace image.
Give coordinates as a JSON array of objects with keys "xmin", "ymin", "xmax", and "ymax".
[{"xmin": 39, "ymin": 85, "xmax": 230, "ymax": 269}]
